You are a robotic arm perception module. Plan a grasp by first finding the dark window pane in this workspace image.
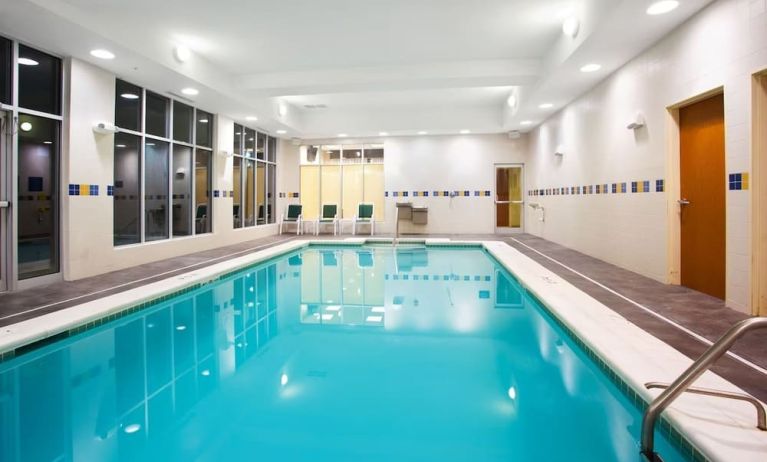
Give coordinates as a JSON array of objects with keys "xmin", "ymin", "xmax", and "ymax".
[
  {"xmin": 196, "ymin": 110, "xmax": 212, "ymax": 147},
  {"xmin": 233, "ymin": 124, "xmax": 242, "ymax": 156},
  {"xmin": 245, "ymin": 159, "xmax": 255, "ymax": 226},
  {"xmin": 267, "ymin": 164, "xmax": 276, "ymax": 224},
  {"xmin": 256, "ymin": 162, "xmax": 265, "ymax": 225},
  {"xmin": 115, "ymin": 80, "xmax": 142, "ymax": 132},
  {"xmin": 233, "ymin": 157, "xmax": 242, "ymax": 228},
  {"xmin": 245, "ymin": 128, "xmax": 256, "ymax": 158},
  {"xmin": 145, "ymin": 140, "xmax": 169, "ymax": 241},
  {"xmin": 0, "ymin": 36, "xmax": 11, "ymax": 105},
  {"xmin": 18, "ymin": 45, "xmax": 61, "ymax": 115},
  {"xmin": 146, "ymin": 92, "xmax": 169, "ymax": 138},
  {"xmin": 172, "ymin": 145, "xmax": 192, "ymax": 236},
  {"xmin": 173, "ymin": 101, "xmax": 193, "ymax": 143},
  {"xmin": 257, "ymin": 132, "xmax": 266, "ymax": 160},
  {"xmin": 195, "ymin": 149, "xmax": 212, "ymax": 234},
  {"xmin": 267, "ymin": 136, "xmax": 276, "ymax": 162},
  {"xmin": 18, "ymin": 114, "xmax": 59, "ymax": 278},
  {"xmin": 114, "ymin": 133, "xmax": 142, "ymax": 246}
]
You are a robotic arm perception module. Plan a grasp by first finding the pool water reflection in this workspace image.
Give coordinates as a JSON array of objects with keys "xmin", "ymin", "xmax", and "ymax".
[{"xmin": 0, "ymin": 245, "xmax": 687, "ymax": 461}]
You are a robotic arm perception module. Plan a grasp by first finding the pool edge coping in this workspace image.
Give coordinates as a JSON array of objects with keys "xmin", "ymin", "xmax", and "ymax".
[{"xmin": 0, "ymin": 237, "xmax": 764, "ymax": 462}]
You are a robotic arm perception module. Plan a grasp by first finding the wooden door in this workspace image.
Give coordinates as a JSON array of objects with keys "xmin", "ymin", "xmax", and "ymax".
[{"xmin": 680, "ymin": 94, "xmax": 726, "ymax": 299}]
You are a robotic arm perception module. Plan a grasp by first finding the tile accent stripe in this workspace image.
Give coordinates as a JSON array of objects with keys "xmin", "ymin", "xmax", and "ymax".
[
  {"xmin": 386, "ymin": 190, "xmax": 491, "ymax": 198},
  {"xmin": 728, "ymin": 172, "xmax": 749, "ymax": 190},
  {"xmin": 528, "ymin": 179, "xmax": 664, "ymax": 196},
  {"xmin": 278, "ymin": 192, "xmax": 300, "ymax": 198}
]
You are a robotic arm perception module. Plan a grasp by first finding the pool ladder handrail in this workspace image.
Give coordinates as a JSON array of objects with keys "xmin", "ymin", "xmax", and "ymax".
[{"xmin": 640, "ymin": 317, "xmax": 767, "ymax": 462}]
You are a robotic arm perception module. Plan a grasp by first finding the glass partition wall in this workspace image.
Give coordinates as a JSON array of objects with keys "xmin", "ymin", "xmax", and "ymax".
[
  {"xmin": 232, "ymin": 124, "xmax": 276, "ymax": 228},
  {"xmin": 0, "ymin": 36, "xmax": 62, "ymax": 284},
  {"xmin": 113, "ymin": 79, "xmax": 213, "ymax": 246},
  {"xmin": 299, "ymin": 144, "xmax": 384, "ymax": 221}
]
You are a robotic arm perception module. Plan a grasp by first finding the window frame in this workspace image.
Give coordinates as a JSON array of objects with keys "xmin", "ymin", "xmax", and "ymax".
[
  {"xmin": 232, "ymin": 124, "xmax": 277, "ymax": 228},
  {"xmin": 113, "ymin": 80, "xmax": 215, "ymax": 247}
]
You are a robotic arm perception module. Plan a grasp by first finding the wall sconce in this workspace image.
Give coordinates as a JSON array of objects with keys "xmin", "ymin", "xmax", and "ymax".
[
  {"xmin": 93, "ymin": 122, "xmax": 118, "ymax": 135},
  {"xmin": 627, "ymin": 113, "xmax": 645, "ymax": 130}
]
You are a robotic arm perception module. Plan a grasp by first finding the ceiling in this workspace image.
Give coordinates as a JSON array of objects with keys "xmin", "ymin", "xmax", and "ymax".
[{"xmin": 1, "ymin": 0, "xmax": 714, "ymax": 140}]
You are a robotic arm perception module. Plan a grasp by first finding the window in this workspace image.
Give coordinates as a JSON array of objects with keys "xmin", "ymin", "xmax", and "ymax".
[
  {"xmin": 17, "ymin": 45, "xmax": 61, "ymax": 115},
  {"xmin": 300, "ymin": 144, "xmax": 384, "ymax": 221},
  {"xmin": 7, "ymin": 40, "xmax": 63, "ymax": 280},
  {"xmin": 232, "ymin": 124, "xmax": 277, "ymax": 228},
  {"xmin": 114, "ymin": 133, "xmax": 142, "ymax": 245},
  {"xmin": 0, "ymin": 36, "xmax": 11, "ymax": 104},
  {"xmin": 113, "ymin": 79, "xmax": 214, "ymax": 246}
]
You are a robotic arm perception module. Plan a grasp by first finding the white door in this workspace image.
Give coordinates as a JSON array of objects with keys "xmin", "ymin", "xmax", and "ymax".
[
  {"xmin": 494, "ymin": 164, "xmax": 524, "ymax": 234},
  {"xmin": 0, "ymin": 111, "xmax": 9, "ymax": 292}
]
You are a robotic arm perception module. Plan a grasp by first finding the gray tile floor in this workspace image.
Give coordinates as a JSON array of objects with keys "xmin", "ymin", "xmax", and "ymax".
[{"xmin": 1, "ymin": 232, "xmax": 764, "ymax": 402}]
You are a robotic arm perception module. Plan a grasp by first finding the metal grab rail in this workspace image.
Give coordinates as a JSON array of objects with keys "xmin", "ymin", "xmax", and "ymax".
[
  {"xmin": 640, "ymin": 317, "xmax": 767, "ymax": 461},
  {"xmin": 645, "ymin": 382, "xmax": 766, "ymax": 430}
]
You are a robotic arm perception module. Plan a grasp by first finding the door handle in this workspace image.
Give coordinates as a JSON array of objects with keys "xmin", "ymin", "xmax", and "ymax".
[{"xmin": 678, "ymin": 199, "xmax": 691, "ymax": 206}]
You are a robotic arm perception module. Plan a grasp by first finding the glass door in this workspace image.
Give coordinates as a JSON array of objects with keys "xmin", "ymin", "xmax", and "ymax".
[
  {"xmin": 0, "ymin": 111, "xmax": 8, "ymax": 292},
  {"xmin": 495, "ymin": 164, "xmax": 524, "ymax": 234}
]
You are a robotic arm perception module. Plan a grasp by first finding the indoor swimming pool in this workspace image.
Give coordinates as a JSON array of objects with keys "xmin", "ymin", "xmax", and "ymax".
[{"xmin": 0, "ymin": 244, "xmax": 690, "ymax": 461}]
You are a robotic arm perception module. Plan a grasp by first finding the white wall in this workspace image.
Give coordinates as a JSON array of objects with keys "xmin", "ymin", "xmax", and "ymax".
[
  {"xmin": 62, "ymin": 59, "xmax": 281, "ymax": 280},
  {"xmin": 524, "ymin": 0, "xmax": 767, "ymax": 313},
  {"xmin": 297, "ymin": 134, "xmax": 529, "ymax": 234}
]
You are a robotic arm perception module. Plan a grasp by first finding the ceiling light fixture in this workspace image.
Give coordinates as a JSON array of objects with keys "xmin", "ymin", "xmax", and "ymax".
[
  {"xmin": 520, "ymin": 120, "xmax": 533, "ymax": 126},
  {"xmin": 276, "ymin": 129, "xmax": 287, "ymax": 134},
  {"xmin": 580, "ymin": 63, "xmax": 602, "ymax": 73},
  {"xmin": 181, "ymin": 87, "xmax": 199, "ymax": 96},
  {"xmin": 417, "ymin": 131, "xmax": 427, "ymax": 135},
  {"xmin": 338, "ymin": 133, "xmax": 348, "ymax": 138},
  {"xmin": 378, "ymin": 131, "xmax": 389, "ymax": 136},
  {"xmin": 246, "ymin": 115, "xmax": 258, "ymax": 121},
  {"xmin": 460, "ymin": 129, "xmax": 471, "ymax": 134},
  {"xmin": 646, "ymin": 1, "xmax": 680, "ymax": 15},
  {"xmin": 174, "ymin": 45, "xmax": 191, "ymax": 63},
  {"xmin": 20, "ymin": 121, "xmax": 32, "ymax": 131},
  {"xmin": 18, "ymin": 57, "xmax": 39, "ymax": 66},
  {"xmin": 278, "ymin": 102, "xmax": 288, "ymax": 117},
  {"xmin": 90, "ymin": 49, "xmax": 115, "ymax": 60},
  {"xmin": 506, "ymin": 93, "xmax": 517, "ymax": 108},
  {"xmin": 121, "ymin": 93, "xmax": 139, "ymax": 100},
  {"xmin": 539, "ymin": 103, "xmax": 554, "ymax": 109},
  {"xmin": 562, "ymin": 17, "xmax": 580, "ymax": 37}
]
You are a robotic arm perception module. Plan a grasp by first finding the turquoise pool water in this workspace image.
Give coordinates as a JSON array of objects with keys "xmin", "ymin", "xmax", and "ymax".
[{"xmin": 0, "ymin": 245, "xmax": 689, "ymax": 461}]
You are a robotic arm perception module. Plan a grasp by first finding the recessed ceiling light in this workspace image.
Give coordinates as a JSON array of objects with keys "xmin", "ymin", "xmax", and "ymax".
[
  {"xmin": 646, "ymin": 1, "xmax": 679, "ymax": 15},
  {"xmin": 18, "ymin": 57, "xmax": 38, "ymax": 66},
  {"xmin": 338, "ymin": 133, "xmax": 348, "ymax": 138},
  {"xmin": 580, "ymin": 63, "xmax": 602, "ymax": 73},
  {"xmin": 539, "ymin": 103, "xmax": 554, "ymax": 109},
  {"xmin": 181, "ymin": 87, "xmax": 199, "ymax": 96},
  {"xmin": 460, "ymin": 129, "xmax": 471, "ymax": 134},
  {"xmin": 562, "ymin": 17, "xmax": 580, "ymax": 37},
  {"xmin": 174, "ymin": 45, "xmax": 191, "ymax": 63},
  {"xmin": 20, "ymin": 122, "xmax": 32, "ymax": 131},
  {"xmin": 121, "ymin": 93, "xmax": 139, "ymax": 100},
  {"xmin": 276, "ymin": 129, "xmax": 287, "ymax": 134},
  {"xmin": 278, "ymin": 102, "xmax": 288, "ymax": 117},
  {"xmin": 417, "ymin": 131, "xmax": 427, "ymax": 135},
  {"xmin": 246, "ymin": 116, "xmax": 258, "ymax": 121},
  {"xmin": 520, "ymin": 120, "xmax": 533, "ymax": 126},
  {"xmin": 507, "ymin": 94, "xmax": 517, "ymax": 108},
  {"xmin": 378, "ymin": 131, "xmax": 389, "ymax": 136},
  {"xmin": 90, "ymin": 49, "xmax": 115, "ymax": 60}
]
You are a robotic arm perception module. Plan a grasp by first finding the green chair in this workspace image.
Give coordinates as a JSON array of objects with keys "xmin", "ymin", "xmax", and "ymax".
[
  {"xmin": 353, "ymin": 203, "xmax": 375, "ymax": 236},
  {"xmin": 315, "ymin": 204, "xmax": 339, "ymax": 235},
  {"xmin": 280, "ymin": 204, "xmax": 303, "ymax": 235}
]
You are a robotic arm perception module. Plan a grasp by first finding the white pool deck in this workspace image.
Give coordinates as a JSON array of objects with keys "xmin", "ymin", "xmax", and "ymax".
[{"xmin": 0, "ymin": 238, "xmax": 765, "ymax": 461}]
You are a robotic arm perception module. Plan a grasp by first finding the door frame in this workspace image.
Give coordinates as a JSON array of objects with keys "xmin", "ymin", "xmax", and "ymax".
[
  {"xmin": 665, "ymin": 87, "xmax": 725, "ymax": 289},
  {"xmin": 752, "ymin": 71, "xmax": 767, "ymax": 316},
  {"xmin": 493, "ymin": 163, "xmax": 525, "ymax": 234},
  {"xmin": 0, "ymin": 110, "xmax": 9, "ymax": 292}
]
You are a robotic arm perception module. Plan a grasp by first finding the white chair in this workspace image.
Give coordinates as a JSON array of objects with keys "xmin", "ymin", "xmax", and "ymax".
[
  {"xmin": 352, "ymin": 203, "xmax": 375, "ymax": 236},
  {"xmin": 279, "ymin": 204, "xmax": 303, "ymax": 235}
]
